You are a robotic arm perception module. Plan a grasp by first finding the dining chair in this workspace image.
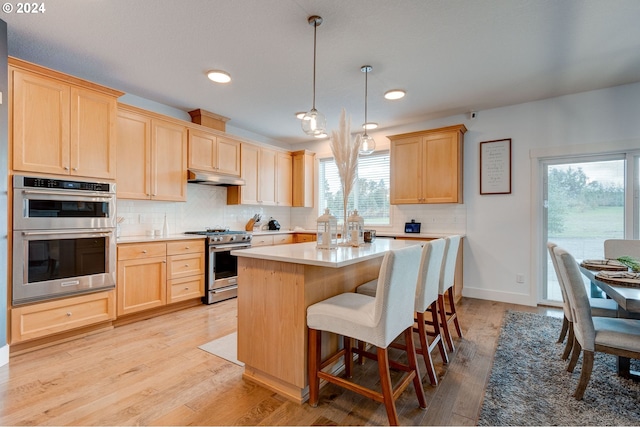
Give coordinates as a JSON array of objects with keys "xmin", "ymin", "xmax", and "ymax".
[
  {"xmin": 356, "ymin": 238, "xmax": 449, "ymax": 386},
  {"xmin": 436, "ymin": 235, "xmax": 462, "ymax": 353},
  {"xmin": 307, "ymin": 245, "xmax": 426, "ymax": 426},
  {"xmin": 603, "ymin": 239, "xmax": 640, "ymax": 260},
  {"xmin": 547, "ymin": 242, "xmax": 617, "ymax": 360},
  {"xmin": 553, "ymin": 246, "xmax": 640, "ymax": 400}
]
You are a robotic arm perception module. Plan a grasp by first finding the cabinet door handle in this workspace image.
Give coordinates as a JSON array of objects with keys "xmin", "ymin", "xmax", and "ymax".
[
  {"xmin": 142, "ymin": 250, "xmax": 147, "ymax": 253},
  {"xmin": 184, "ymin": 287, "xmax": 190, "ymax": 290},
  {"xmin": 185, "ymin": 246, "xmax": 190, "ymax": 250},
  {"xmin": 63, "ymin": 166, "xmax": 69, "ymax": 171},
  {"xmin": 66, "ymin": 312, "xmax": 72, "ymax": 317},
  {"xmin": 184, "ymin": 264, "xmax": 189, "ymax": 267},
  {"xmin": 72, "ymin": 167, "xmax": 78, "ymax": 171}
]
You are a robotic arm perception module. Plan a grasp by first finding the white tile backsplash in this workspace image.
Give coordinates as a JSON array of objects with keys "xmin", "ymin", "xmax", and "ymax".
[
  {"xmin": 117, "ymin": 184, "xmax": 292, "ymax": 236},
  {"xmin": 117, "ymin": 184, "xmax": 466, "ymax": 236}
]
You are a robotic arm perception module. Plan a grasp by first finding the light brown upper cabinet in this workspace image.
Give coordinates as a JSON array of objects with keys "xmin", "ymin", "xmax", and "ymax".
[
  {"xmin": 276, "ymin": 152, "xmax": 293, "ymax": 206},
  {"xmin": 117, "ymin": 104, "xmax": 187, "ymax": 201},
  {"xmin": 292, "ymin": 150, "xmax": 315, "ymax": 208},
  {"xmin": 187, "ymin": 129, "xmax": 241, "ymax": 177},
  {"xmin": 10, "ymin": 58, "xmax": 122, "ymax": 179},
  {"xmin": 389, "ymin": 124, "xmax": 466, "ymax": 204},
  {"xmin": 228, "ymin": 144, "xmax": 292, "ymax": 206}
]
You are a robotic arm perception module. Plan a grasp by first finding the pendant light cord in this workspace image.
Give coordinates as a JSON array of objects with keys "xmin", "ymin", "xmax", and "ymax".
[
  {"xmin": 364, "ymin": 68, "xmax": 368, "ymax": 136},
  {"xmin": 312, "ymin": 20, "xmax": 318, "ymax": 110}
]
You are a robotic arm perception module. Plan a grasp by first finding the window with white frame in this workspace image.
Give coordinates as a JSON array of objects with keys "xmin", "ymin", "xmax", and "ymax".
[{"xmin": 318, "ymin": 150, "xmax": 390, "ymax": 225}]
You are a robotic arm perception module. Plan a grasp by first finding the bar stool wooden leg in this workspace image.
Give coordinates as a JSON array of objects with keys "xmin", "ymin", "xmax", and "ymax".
[
  {"xmin": 308, "ymin": 327, "xmax": 321, "ymax": 407},
  {"xmin": 558, "ymin": 315, "xmax": 569, "ymax": 343},
  {"xmin": 377, "ymin": 347, "xmax": 400, "ymax": 426},
  {"xmin": 430, "ymin": 301, "xmax": 449, "ymax": 364},
  {"xmin": 447, "ymin": 288, "xmax": 463, "ymax": 338},
  {"xmin": 416, "ymin": 311, "xmax": 438, "ymax": 386},
  {"xmin": 404, "ymin": 327, "xmax": 427, "ymax": 409},
  {"xmin": 344, "ymin": 336, "xmax": 353, "ymax": 378},
  {"xmin": 438, "ymin": 294, "xmax": 455, "ymax": 353}
]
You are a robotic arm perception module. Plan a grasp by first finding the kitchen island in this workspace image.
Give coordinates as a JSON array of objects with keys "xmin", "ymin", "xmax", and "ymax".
[{"xmin": 231, "ymin": 238, "xmax": 423, "ymax": 403}]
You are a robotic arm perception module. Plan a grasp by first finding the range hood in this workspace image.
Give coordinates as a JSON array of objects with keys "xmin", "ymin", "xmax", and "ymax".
[{"xmin": 187, "ymin": 169, "xmax": 245, "ymax": 186}]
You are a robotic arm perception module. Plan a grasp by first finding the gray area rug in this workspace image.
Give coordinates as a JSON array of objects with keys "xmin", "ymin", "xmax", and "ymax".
[{"xmin": 479, "ymin": 311, "xmax": 640, "ymax": 426}]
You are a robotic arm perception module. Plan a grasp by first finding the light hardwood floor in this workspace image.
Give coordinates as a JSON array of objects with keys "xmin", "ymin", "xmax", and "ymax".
[{"xmin": 0, "ymin": 298, "xmax": 561, "ymax": 426}]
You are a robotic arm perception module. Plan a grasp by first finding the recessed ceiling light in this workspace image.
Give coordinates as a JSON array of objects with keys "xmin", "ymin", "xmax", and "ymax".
[
  {"xmin": 295, "ymin": 112, "xmax": 306, "ymax": 119},
  {"xmin": 207, "ymin": 70, "xmax": 231, "ymax": 83},
  {"xmin": 363, "ymin": 122, "xmax": 378, "ymax": 130},
  {"xmin": 384, "ymin": 89, "xmax": 406, "ymax": 100}
]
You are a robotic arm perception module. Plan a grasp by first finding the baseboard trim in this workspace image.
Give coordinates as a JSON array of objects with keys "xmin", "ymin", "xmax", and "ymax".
[
  {"xmin": 0, "ymin": 344, "xmax": 9, "ymax": 367},
  {"xmin": 462, "ymin": 288, "xmax": 536, "ymax": 307}
]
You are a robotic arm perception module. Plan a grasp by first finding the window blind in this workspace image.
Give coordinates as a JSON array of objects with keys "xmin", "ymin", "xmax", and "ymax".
[{"xmin": 318, "ymin": 151, "xmax": 390, "ymax": 225}]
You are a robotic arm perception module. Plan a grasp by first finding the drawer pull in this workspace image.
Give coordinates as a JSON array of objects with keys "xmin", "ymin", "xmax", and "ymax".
[
  {"xmin": 184, "ymin": 287, "xmax": 190, "ymax": 290},
  {"xmin": 185, "ymin": 246, "xmax": 190, "ymax": 249},
  {"xmin": 184, "ymin": 264, "xmax": 189, "ymax": 267},
  {"xmin": 142, "ymin": 250, "xmax": 147, "ymax": 254},
  {"xmin": 66, "ymin": 312, "xmax": 72, "ymax": 317}
]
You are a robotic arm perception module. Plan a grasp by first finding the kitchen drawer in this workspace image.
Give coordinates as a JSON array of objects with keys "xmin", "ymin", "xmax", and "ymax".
[
  {"xmin": 167, "ymin": 239, "xmax": 204, "ymax": 256},
  {"xmin": 11, "ymin": 290, "xmax": 116, "ymax": 343},
  {"xmin": 167, "ymin": 253, "xmax": 205, "ymax": 279},
  {"xmin": 295, "ymin": 233, "xmax": 316, "ymax": 243},
  {"xmin": 118, "ymin": 242, "xmax": 166, "ymax": 260},
  {"xmin": 168, "ymin": 275, "xmax": 204, "ymax": 303},
  {"xmin": 252, "ymin": 235, "xmax": 274, "ymax": 247},
  {"xmin": 273, "ymin": 234, "xmax": 295, "ymax": 245}
]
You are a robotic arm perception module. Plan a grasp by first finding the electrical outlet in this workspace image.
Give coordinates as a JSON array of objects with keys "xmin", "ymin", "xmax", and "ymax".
[
  {"xmin": 516, "ymin": 273, "xmax": 525, "ymax": 283},
  {"xmin": 138, "ymin": 214, "xmax": 147, "ymax": 223}
]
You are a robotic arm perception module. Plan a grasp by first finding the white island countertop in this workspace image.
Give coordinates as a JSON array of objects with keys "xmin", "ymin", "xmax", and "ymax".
[{"xmin": 231, "ymin": 239, "xmax": 422, "ymax": 268}]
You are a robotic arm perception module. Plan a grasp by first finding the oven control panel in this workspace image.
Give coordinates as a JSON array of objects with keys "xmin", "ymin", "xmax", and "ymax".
[{"xmin": 19, "ymin": 176, "xmax": 113, "ymax": 193}]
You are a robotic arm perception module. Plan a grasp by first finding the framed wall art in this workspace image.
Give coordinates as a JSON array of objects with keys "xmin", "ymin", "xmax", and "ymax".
[{"xmin": 480, "ymin": 138, "xmax": 511, "ymax": 195}]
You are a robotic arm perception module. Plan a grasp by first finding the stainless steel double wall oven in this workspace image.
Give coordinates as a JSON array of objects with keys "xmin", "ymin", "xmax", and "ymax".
[{"xmin": 12, "ymin": 175, "xmax": 117, "ymax": 305}]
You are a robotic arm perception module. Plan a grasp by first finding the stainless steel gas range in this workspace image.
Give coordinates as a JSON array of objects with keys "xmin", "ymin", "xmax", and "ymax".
[{"xmin": 184, "ymin": 229, "xmax": 252, "ymax": 304}]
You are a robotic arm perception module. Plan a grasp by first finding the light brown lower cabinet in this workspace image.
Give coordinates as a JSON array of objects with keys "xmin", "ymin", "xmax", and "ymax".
[
  {"xmin": 10, "ymin": 290, "xmax": 116, "ymax": 343},
  {"xmin": 251, "ymin": 233, "xmax": 314, "ymax": 247},
  {"xmin": 117, "ymin": 239, "xmax": 204, "ymax": 316},
  {"xmin": 294, "ymin": 233, "xmax": 316, "ymax": 243}
]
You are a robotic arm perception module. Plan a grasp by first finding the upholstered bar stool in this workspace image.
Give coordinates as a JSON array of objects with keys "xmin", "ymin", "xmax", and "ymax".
[
  {"xmin": 307, "ymin": 245, "xmax": 427, "ymax": 426},
  {"xmin": 547, "ymin": 242, "xmax": 617, "ymax": 361},
  {"xmin": 357, "ymin": 238, "xmax": 449, "ymax": 386},
  {"xmin": 436, "ymin": 235, "xmax": 462, "ymax": 353}
]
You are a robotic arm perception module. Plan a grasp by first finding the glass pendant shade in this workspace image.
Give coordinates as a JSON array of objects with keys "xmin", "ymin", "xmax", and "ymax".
[
  {"xmin": 359, "ymin": 133, "xmax": 376, "ymax": 156},
  {"xmin": 302, "ymin": 108, "xmax": 326, "ymax": 136}
]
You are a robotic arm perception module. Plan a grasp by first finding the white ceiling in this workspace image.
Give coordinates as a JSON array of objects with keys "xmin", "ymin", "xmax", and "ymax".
[{"xmin": 4, "ymin": 0, "xmax": 640, "ymax": 145}]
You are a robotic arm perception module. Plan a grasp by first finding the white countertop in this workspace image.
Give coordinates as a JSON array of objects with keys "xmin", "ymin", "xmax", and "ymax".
[
  {"xmin": 251, "ymin": 229, "xmax": 463, "ymax": 239},
  {"xmin": 231, "ymin": 239, "xmax": 423, "ymax": 268}
]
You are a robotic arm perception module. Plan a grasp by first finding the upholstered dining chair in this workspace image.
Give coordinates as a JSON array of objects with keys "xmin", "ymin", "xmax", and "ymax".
[
  {"xmin": 604, "ymin": 239, "xmax": 640, "ymax": 260},
  {"xmin": 307, "ymin": 245, "xmax": 427, "ymax": 426},
  {"xmin": 547, "ymin": 242, "xmax": 617, "ymax": 360},
  {"xmin": 553, "ymin": 246, "xmax": 640, "ymax": 400},
  {"xmin": 437, "ymin": 235, "xmax": 462, "ymax": 353},
  {"xmin": 357, "ymin": 238, "xmax": 449, "ymax": 386}
]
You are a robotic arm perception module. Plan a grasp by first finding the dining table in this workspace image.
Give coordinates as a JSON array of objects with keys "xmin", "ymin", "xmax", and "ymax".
[{"xmin": 579, "ymin": 262, "xmax": 640, "ymax": 380}]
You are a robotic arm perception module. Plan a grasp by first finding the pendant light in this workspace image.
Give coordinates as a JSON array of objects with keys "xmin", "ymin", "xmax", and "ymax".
[
  {"xmin": 301, "ymin": 15, "xmax": 326, "ymax": 137},
  {"xmin": 359, "ymin": 65, "xmax": 375, "ymax": 155}
]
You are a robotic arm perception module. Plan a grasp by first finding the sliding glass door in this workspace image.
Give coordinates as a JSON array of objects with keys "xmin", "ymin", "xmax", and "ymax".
[{"xmin": 543, "ymin": 156, "xmax": 625, "ymax": 301}]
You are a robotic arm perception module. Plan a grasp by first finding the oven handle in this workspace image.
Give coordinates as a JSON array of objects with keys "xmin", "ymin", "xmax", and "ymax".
[
  {"xmin": 21, "ymin": 230, "xmax": 113, "ymax": 236},
  {"xmin": 21, "ymin": 189, "xmax": 115, "ymax": 199},
  {"xmin": 209, "ymin": 243, "xmax": 252, "ymax": 251}
]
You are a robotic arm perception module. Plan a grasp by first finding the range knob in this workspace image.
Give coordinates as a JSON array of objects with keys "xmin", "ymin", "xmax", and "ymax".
[{"xmin": 229, "ymin": 235, "xmax": 236, "ymax": 241}]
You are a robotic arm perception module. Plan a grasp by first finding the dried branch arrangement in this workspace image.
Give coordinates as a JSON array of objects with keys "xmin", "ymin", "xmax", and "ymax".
[{"xmin": 330, "ymin": 108, "xmax": 360, "ymax": 234}]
